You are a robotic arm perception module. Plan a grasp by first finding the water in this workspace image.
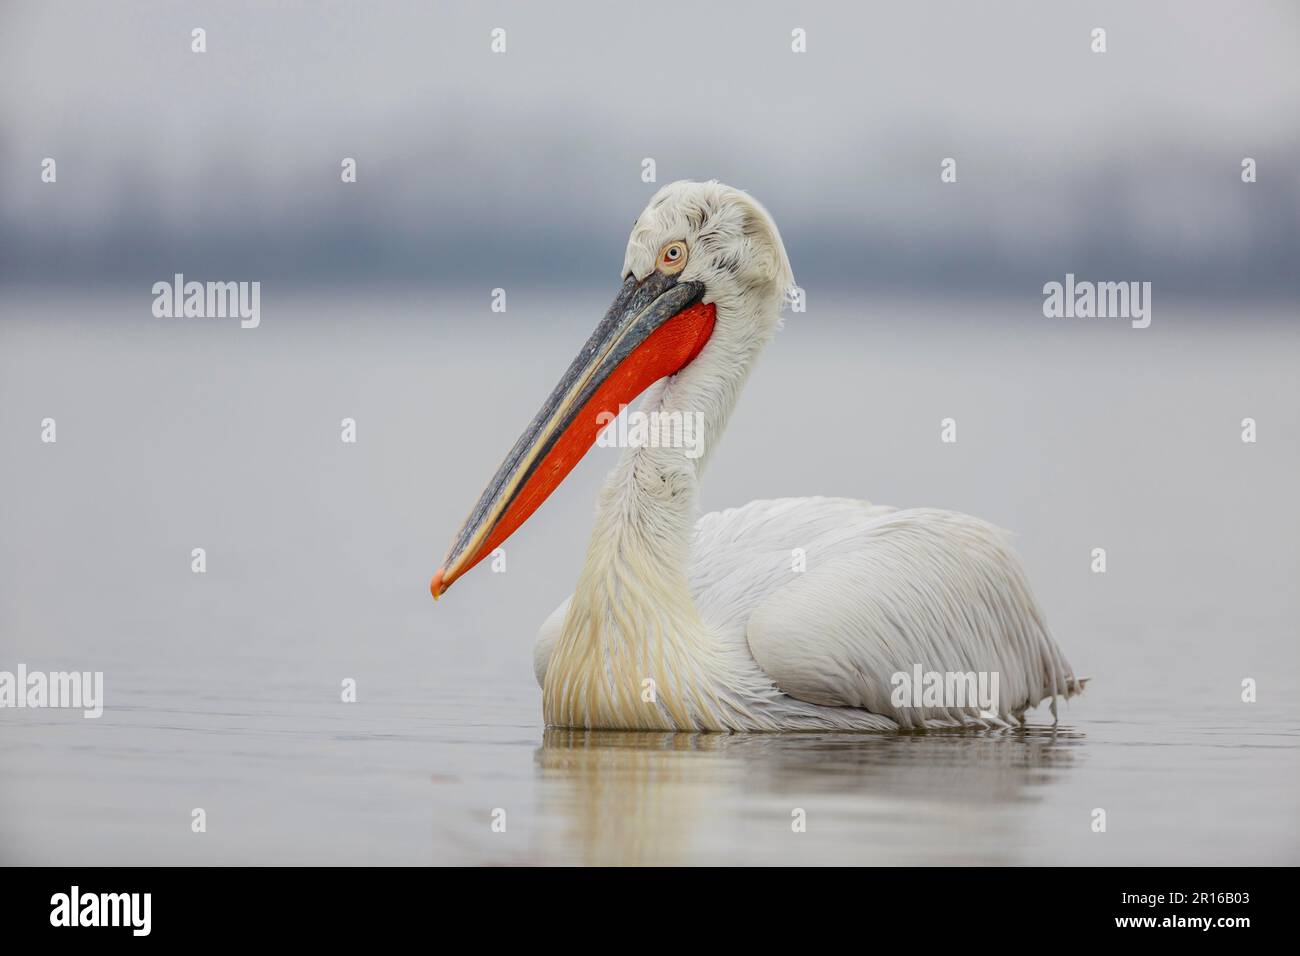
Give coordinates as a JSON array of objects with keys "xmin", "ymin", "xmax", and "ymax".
[{"xmin": 2, "ymin": 288, "xmax": 1297, "ymax": 865}]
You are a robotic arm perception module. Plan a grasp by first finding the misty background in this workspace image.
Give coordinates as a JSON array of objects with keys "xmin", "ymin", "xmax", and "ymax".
[
  {"xmin": 2, "ymin": 2, "xmax": 1298, "ymax": 865},
  {"xmin": 2, "ymin": 0, "xmax": 1298, "ymax": 296}
]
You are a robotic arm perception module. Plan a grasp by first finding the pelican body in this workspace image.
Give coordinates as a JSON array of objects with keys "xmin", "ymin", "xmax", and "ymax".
[{"xmin": 433, "ymin": 181, "xmax": 1081, "ymax": 732}]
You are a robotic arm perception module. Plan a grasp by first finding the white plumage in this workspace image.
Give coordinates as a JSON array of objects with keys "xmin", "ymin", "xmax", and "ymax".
[
  {"xmin": 449, "ymin": 180, "xmax": 1081, "ymax": 731},
  {"xmin": 537, "ymin": 497, "xmax": 1081, "ymax": 731}
]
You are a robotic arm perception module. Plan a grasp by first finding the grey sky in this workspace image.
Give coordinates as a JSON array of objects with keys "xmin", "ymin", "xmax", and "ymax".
[{"xmin": 2, "ymin": 0, "xmax": 1298, "ymax": 292}]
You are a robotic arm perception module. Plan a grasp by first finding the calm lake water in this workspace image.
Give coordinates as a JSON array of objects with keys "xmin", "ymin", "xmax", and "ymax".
[{"xmin": 2, "ymin": 288, "xmax": 1297, "ymax": 865}]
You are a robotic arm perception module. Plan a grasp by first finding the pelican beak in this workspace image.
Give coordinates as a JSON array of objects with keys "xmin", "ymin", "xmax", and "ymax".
[{"xmin": 431, "ymin": 271, "xmax": 714, "ymax": 599}]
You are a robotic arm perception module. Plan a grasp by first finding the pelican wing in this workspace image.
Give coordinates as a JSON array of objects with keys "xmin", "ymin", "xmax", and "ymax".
[
  {"xmin": 538, "ymin": 497, "xmax": 1081, "ymax": 728},
  {"xmin": 733, "ymin": 503, "xmax": 1081, "ymax": 727}
]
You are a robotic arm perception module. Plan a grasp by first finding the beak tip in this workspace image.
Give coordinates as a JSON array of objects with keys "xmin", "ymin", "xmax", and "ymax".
[{"xmin": 430, "ymin": 568, "xmax": 446, "ymax": 601}]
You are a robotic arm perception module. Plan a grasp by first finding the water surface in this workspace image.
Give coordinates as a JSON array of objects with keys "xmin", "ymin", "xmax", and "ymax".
[{"xmin": 2, "ymin": 290, "xmax": 1297, "ymax": 865}]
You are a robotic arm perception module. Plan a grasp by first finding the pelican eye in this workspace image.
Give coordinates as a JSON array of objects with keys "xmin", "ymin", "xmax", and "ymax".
[{"xmin": 658, "ymin": 241, "xmax": 688, "ymax": 274}]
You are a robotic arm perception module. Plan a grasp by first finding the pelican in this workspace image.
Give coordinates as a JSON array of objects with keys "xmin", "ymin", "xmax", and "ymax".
[{"xmin": 431, "ymin": 180, "xmax": 1082, "ymax": 732}]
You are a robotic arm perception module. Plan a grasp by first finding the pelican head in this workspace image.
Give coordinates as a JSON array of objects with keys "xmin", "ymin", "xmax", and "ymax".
[{"xmin": 431, "ymin": 180, "xmax": 795, "ymax": 599}]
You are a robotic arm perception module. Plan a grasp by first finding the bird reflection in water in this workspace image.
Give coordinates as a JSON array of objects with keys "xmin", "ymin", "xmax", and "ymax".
[{"xmin": 533, "ymin": 725, "xmax": 1083, "ymax": 866}]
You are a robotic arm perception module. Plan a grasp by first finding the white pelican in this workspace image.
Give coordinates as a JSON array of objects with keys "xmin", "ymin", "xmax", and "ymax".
[{"xmin": 432, "ymin": 180, "xmax": 1082, "ymax": 732}]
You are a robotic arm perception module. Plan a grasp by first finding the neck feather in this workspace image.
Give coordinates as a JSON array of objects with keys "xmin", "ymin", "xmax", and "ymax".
[{"xmin": 541, "ymin": 296, "xmax": 779, "ymax": 730}]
